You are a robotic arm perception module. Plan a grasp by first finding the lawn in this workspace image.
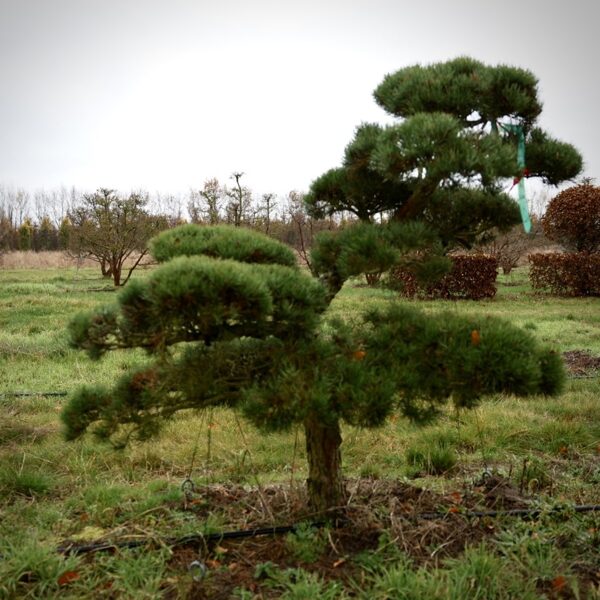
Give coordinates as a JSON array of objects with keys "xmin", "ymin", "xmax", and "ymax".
[{"xmin": 1, "ymin": 263, "xmax": 599, "ymax": 598}]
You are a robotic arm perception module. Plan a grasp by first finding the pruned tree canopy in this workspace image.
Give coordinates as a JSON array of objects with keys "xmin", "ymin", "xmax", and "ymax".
[
  {"xmin": 306, "ymin": 57, "xmax": 583, "ymax": 250},
  {"xmin": 63, "ymin": 223, "xmax": 564, "ymax": 513}
]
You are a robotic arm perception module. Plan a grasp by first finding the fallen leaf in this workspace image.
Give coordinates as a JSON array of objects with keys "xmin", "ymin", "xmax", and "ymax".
[
  {"xmin": 352, "ymin": 350, "xmax": 366, "ymax": 361},
  {"xmin": 206, "ymin": 559, "xmax": 221, "ymax": 569},
  {"xmin": 450, "ymin": 491, "xmax": 462, "ymax": 504},
  {"xmin": 333, "ymin": 558, "xmax": 347, "ymax": 568},
  {"xmin": 551, "ymin": 575, "xmax": 567, "ymax": 591},
  {"xmin": 58, "ymin": 571, "xmax": 80, "ymax": 586},
  {"xmin": 470, "ymin": 330, "xmax": 481, "ymax": 346}
]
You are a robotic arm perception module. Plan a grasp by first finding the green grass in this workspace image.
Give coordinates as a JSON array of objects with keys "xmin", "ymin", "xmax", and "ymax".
[{"xmin": 1, "ymin": 264, "xmax": 600, "ymax": 597}]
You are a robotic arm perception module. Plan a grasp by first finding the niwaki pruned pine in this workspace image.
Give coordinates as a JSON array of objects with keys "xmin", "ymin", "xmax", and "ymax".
[
  {"xmin": 63, "ymin": 221, "xmax": 564, "ymax": 514},
  {"xmin": 305, "ymin": 57, "xmax": 582, "ymax": 251}
]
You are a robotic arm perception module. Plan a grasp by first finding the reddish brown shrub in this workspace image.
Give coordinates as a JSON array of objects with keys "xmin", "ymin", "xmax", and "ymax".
[
  {"xmin": 388, "ymin": 254, "xmax": 498, "ymax": 300},
  {"xmin": 528, "ymin": 252, "xmax": 600, "ymax": 296},
  {"xmin": 543, "ymin": 184, "xmax": 600, "ymax": 252}
]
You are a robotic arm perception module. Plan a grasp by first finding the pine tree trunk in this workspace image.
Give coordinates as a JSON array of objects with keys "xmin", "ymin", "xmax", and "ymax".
[{"xmin": 304, "ymin": 416, "xmax": 346, "ymax": 515}]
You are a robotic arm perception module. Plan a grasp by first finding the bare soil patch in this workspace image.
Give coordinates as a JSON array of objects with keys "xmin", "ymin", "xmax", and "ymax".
[{"xmin": 562, "ymin": 350, "xmax": 600, "ymax": 377}]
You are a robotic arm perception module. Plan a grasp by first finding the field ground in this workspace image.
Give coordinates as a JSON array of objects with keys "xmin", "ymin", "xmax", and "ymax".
[{"xmin": 0, "ymin": 264, "xmax": 599, "ymax": 598}]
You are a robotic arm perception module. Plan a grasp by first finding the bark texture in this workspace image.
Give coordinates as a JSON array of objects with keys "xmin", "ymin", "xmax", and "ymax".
[{"xmin": 304, "ymin": 416, "xmax": 346, "ymax": 515}]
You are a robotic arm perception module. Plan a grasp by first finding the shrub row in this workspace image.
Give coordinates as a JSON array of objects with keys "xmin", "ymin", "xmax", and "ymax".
[
  {"xmin": 387, "ymin": 254, "xmax": 498, "ymax": 300},
  {"xmin": 528, "ymin": 252, "xmax": 600, "ymax": 296}
]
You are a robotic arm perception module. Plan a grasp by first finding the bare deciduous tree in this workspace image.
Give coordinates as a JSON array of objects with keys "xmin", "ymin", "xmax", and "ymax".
[
  {"xmin": 257, "ymin": 192, "xmax": 276, "ymax": 234},
  {"xmin": 68, "ymin": 188, "xmax": 166, "ymax": 286},
  {"xmin": 474, "ymin": 220, "xmax": 547, "ymax": 275},
  {"xmin": 225, "ymin": 172, "xmax": 252, "ymax": 227},
  {"xmin": 189, "ymin": 178, "xmax": 223, "ymax": 224}
]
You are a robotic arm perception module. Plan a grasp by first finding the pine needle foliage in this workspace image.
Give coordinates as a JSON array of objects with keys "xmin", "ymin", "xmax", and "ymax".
[
  {"xmin": 310, "ymin": 221, "xmax": 451, "ymax": 298},
  {"xmin": 150, "ymin": 223, "xmax": 296, "ymax": 266},
  {"xmin": 306, "ymin": 57, "xmax": 582, "ymax": 251},
  {"xmin": 64, "ymin": 221, "xmax": 564, "ymax": 513}
]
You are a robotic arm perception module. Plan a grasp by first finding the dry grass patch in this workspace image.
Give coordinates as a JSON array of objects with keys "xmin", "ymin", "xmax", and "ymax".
[{"xmin": 1, "ymin": 250, "xmax": 154, "ymax": 271}]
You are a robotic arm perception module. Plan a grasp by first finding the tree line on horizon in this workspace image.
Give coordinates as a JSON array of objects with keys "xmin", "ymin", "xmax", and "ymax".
[
  {"xmin": 1, "ymin": 56, "xmax": 585, "ymax": 290},
  {"xmin": 0, "ymin": 177, "xmax": 347, "ymax": 256}
]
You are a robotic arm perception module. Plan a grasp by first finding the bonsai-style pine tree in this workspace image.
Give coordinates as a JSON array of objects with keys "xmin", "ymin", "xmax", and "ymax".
[
  {"xmin": 62, "ymin": 223, "xmax": 564, "ymax": 514},
  {"xmin": 305, "ymin": 57, "xmax": 582, "ymax": 250}
]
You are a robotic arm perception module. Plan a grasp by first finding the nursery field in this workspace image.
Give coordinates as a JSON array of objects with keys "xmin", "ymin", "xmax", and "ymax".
[{"xmin": 1, "ymin": 265, "xmax": 600, "ymax": 599}]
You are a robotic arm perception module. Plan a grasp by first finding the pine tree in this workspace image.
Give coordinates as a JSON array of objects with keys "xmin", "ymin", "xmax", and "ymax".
[
  {"xmin": 18, "ymin": 218, "xmax": 34, "ymax": 251},
  {"xmin": 306, "ymin": 58, "xmax": 582, "ymax": 250},
  {"xmin": 37, "ymin": 216, "xmax": 58, "ymax": 251},
  {"xmin": 58, "ymin": 217, "xmax": 71, "ymax": 251},
  {"xmin": 62, "ymin": 223, "xmax": 564, "ymax": 514}
]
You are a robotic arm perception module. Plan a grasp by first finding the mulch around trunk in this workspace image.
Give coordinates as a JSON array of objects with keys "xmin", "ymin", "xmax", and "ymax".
[{"xmin": 163, "ymin": 474, "xmax": 533, "ymax": 598}]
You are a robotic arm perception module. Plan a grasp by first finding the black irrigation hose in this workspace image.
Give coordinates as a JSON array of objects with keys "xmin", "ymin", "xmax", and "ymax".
[
  {"xmin": 57, "ymin": 523, "xmax": 325, "ymax": 556},
  {"xmin": 417, "ymin": 504, "xmax": 600, "ymax": 521},
  {"xmin": 57, "ymin": 504, "xmax": 600, "ymax": 557},
  {"xmin": 0, "ymin": 391, "xmax": 68, "ymax": 398}
]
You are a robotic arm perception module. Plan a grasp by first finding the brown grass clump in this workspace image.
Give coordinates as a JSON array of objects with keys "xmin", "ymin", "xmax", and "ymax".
[
  {"xmin": 0, "ymin": 251, "xmax": 96, "ymax": 269},
  {"xmin": 0, "ymin": 251, "xmax": 153, "ymax": 270}
]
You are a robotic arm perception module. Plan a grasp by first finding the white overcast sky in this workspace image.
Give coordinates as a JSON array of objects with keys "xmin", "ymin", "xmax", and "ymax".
[{"xmin": 1, "ymin": 0, "xmax": 598, "ymax": 199}]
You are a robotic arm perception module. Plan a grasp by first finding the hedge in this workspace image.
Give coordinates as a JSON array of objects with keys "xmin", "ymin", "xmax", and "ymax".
[
  {"xmin": 387, "ymin": 254, "xmax": 498, "ymax": 300},
  {"xmin": 528, "ymin": 252, "xmax": 600, "ymax": 296}
]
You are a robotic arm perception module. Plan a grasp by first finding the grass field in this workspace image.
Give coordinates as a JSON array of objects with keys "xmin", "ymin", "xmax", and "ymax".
[{"xmin": 1, "ymin": 263, "xmax": 599, "ymax": 598}]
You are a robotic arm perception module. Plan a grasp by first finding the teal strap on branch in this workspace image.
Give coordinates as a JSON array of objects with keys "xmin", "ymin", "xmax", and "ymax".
[{"xmin": 500, "ymin": 122, "xmax": 532, "ymax": 233}]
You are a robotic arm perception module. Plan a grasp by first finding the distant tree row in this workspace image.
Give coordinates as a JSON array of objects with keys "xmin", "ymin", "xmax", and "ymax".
[
  {"xmin": 0, "ymin": 215, "xmax": 71, "ymax": 252},
  {"xmin": 0, "ymin": 178, "xmax": 345, "ymax": 287},
  {"xmin": 0, "ymin": 176, "xmax": 347, "ymax": 250}
]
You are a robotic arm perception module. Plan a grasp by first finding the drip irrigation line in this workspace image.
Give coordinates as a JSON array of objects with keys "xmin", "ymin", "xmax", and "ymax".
[
  {"xmin": 57, "ymin": 523, "xmax": 325, "ymax": 556},
  {"xmin": 0, "ymin": 391, "xmax": 67, "ymax": 398},
  {"xmin": 416, "ymin": 504, "xmax": 600, "ymax": 521},
  {"xmin": 56, "ymin": 504, "xmax": 600, "ymax": 557}
]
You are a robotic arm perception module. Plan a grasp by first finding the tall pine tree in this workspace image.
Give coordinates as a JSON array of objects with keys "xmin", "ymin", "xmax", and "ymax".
[{"xmin": 306, "ymin": 57, "xmax": 582, "ymax": 250}]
